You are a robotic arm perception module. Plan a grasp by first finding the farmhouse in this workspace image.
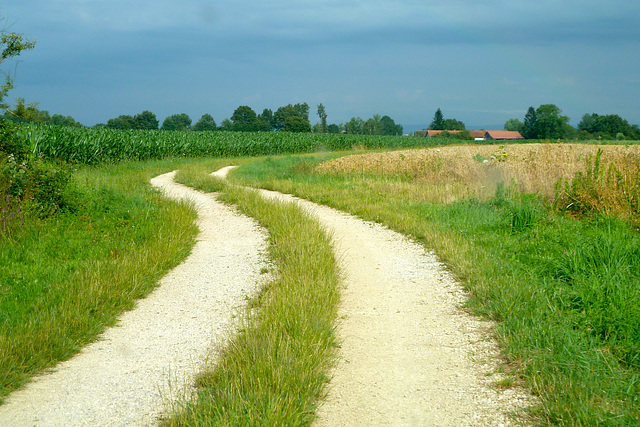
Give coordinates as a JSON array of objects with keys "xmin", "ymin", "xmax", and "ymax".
[
  {"xmin": 414, "ymin": 130, "xmax": 524, "ymax": 140},
  {"xmin": 483, "ymin": 130, "xmax": 524, "ymax": 140}
]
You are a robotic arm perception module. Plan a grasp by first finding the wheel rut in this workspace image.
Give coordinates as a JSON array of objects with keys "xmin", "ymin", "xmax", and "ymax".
[{"xmin": 0, "ymin": 168, "xmax": 533, "ymax": 426}]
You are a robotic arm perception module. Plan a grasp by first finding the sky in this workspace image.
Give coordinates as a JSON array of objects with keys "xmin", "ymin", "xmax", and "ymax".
[{"xmin": 2, "ymin": 1, "xmax": 639, "ymax": 131}]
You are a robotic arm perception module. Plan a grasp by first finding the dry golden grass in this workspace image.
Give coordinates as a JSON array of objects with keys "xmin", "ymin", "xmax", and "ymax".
[{"xmin": 317, "ymin": 143, "xmax": 640, "ymax": 208}]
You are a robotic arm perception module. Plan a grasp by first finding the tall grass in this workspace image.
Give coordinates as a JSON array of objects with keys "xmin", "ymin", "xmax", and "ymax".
[
  {"xmin": 0, "ymin": 159, "xmax": 198, "ymax": 402},
  {"xmin": 167, "ymin": 171, "xmax": 341, "ymax": 425},
  {"xmin": 229, "ymin": 148, "xmax": 640, "ymax": 425}
]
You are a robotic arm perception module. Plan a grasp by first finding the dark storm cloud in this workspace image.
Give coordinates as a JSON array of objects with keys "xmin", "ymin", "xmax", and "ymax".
[{"xmin": 2, "ymin": 1, "xmax": 639, "ymax": 127}]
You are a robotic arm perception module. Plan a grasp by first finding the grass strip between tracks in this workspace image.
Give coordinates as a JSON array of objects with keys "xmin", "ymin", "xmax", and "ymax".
[{"xmin": 167, "ymin": 165, "xmax": 341, "ymax": 425}]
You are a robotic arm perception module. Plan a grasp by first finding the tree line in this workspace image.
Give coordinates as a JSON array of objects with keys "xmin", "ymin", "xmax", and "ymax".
[
  {"xmin": 2, "ymin": 99, "xmax": 404, "ymax": 136},
  {"xmin": 424, "ymin": 106, "xmax": 640, "ymax": 141},
  {"xmin": 504, "ymin": 105, "xmax": 640, "ymax": 141}
]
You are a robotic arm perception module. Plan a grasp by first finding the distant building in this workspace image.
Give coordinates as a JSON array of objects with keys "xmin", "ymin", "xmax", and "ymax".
[
  {"xmin": 414, "ymin": 130, "xmax": 524, "ymax": 140},
  {"xmin": 483, "ymin": 131, "xmax": 524, "ymax": 140}
]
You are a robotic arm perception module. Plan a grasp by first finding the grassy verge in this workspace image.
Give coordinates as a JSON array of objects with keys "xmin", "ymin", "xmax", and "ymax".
[
  {"xmin": 0, "ymin": 159, "xmax": 198, "ymax": 402},
  {"xmin": 168, "ymin": 167, "xmax": 341, "ymax": 425},
  {"xmin": 229, "ymin": 150, "xmax": 640, "ymax": 426}
]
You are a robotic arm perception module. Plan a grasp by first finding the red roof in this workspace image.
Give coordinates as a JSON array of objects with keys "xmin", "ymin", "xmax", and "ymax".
[
  {"xmin": 468, "ymin": 131, "xmax": 486, "ymax": 138},
  {"xmin": 484, "ymin": 131, "xmax": 524, "ymax": 140}
]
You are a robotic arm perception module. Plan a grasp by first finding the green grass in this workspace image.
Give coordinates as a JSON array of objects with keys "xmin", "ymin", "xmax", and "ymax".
[
  {"xmin": 229, "ymin": 153, "xmax": 640, "ymax": 426},
  {"xmin": 0, "ymin": 159, "xmax": 198, "ymax": 402},
  {"xmin": 167, "ymin": 168, "xmax": 341, "ymax": 425}
]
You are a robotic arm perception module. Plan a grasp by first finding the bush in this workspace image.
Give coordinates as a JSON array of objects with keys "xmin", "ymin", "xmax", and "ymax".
[
  {"xmin": 1, "ymin": 120, "xmax": 72, "ymax": 237},
  {"xmin": 24, "ymin": 159, "xmax": 71, "ymax": 217}
]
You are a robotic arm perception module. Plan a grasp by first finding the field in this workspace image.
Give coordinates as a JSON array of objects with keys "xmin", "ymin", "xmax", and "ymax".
[
  {"xmin": 2, "ymin": 124, "xmax": 640, "ymax": 425},
  {"xmin": 230, "ymin": 142, "xmax": 640, "ymax": 425}
]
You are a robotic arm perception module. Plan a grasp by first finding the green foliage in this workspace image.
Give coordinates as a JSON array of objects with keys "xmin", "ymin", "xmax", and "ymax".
[
  {"xmin": 161, "ymin": 113, "xmax": 192, "ymax": 131},
  {"xmin": 578, "ymin": 113, "xmax": 640, "ymax": 140},
  {"xmin": 133, "ymin": 110, "xmax": 159, "ymax": 130},
  {"xmin": 522, "ymin": 104, "xmax": 573, "ymax": 139},
  {"xmin": 0, "ymin": 29, "xmax": 36, "ymax": 110},
  {"xmin": 106, "ymin": 114, "xmax": 135, "ymax": 129},
  {"xmin": 107, "ymin": 111, "xmax": 158, "ymax": 130},
  {"xmin": 428, "ymin": 107, "xmax": 445, "ymax": 130},
  {"xmin": 427, "ymin": 108, "xmax": 465, "ymax": 131},
  {"xmin": 327, "ymin": 123, "xmax": 340, "ymax": 134},
  {"xmin": 443, "ymin": 118, "xmax": 466, "ymax": 130},
  {"xmin": 316, "ymin": 103, "xmax": 328, "ymax": 133},
  {"xmin": 345, "ymin": 116, "xmax": 363, "ymax": 134},
  {"xmin": 536, "ymin": 104, "xmax": 570, "ymax": 139},
  {"xmin": 430, "ymin": 129, "xmax": 473, "ymax": 140},
  {"xmin": 3, "ymin": 98, "xmax": 82, "ymax": 127},
  {"xmin": 230, "ymin": 105, "xmax": 259, "ymax": 131},
  {"xmin": 380, "ymin": 115, "xmax": 403, "ymax": 135},
  {"xmin": 17, "ymin": 123, "xmax": 435, "ymax": 166},
  {"xmin": 273, "ymin": 103, "xmax": 311, "ymax": 132},
  {"xmin": 522, "ymin": 106, "xmax": 538, "ymax": 139},
  {"xmin": 283, "ymin": 115, "xmax": 311, "ymax": 133},
  {"xmin": 504, "ymin": 117, "xmax": 524, "ymax": 133},
  {"xmin": 191, "ymin": 113, "xmax": 217, "ymax": 131},
  {"xmin": 23, "ymin": 159, "xmax": 71, "ymax": 217}
]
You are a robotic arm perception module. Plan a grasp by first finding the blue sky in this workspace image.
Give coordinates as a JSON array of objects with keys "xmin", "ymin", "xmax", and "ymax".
[{"xmin": 2, "ymin": 1, "xmax": 639, "ymax": 131}]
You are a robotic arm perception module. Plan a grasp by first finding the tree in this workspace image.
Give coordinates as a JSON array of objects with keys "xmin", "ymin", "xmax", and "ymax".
[
  {"xmin": 51, "ymin": 114, "xmax": 81, "ymax": 127},
  {"xmin": 345, "ymin": 117, "xmax": 364, "ymax": 134},
  {"xmin": 273, "ymin": 103, "xmax": 311, "ymax": 131},
  {"xmin": 107, "ymin": 115, "xmax": 135, "ymax": 129},
  {"xmin": 7, "ymin": 98, "xmax": 48, "ymax": 123},
  {"xmin": 443, "ymin": 118, "xmax": 466, "ymax": 131},
  {"xmin": 362, "ymin": 114, "xmax": 383, "ymax": 135},
  {"xmin": 428, "ymin": 108, "xmax": 445, "ymax": 130},
  {"xmin": 283, "ymin": 115, "xmax": 311, "ymax": 132},
  {"xmin": 219, "ymin": 118, "xmax": 233, "ymax": 131},
  {"xmin": 504, "ymin": 118, "xmax": 524, "ymax": 133},
  {"xmin": 578, "ymin": 113, "xmax": 598, "ymax": 134},
  {"xmin": 259, "ymin": 109, "xmax": 274, "ymax": 131},
  {"xmin": 578, "ymin": 113, "xmax": 640, "ymax": 140},
  {"xmin": 133, "ymin": 110, "xmax": 159, "ymax": 130},
  {"xmin": 317, "ymin": 103, "xmax": 328, "ymax": 133},
  {"xmin": 327, "ymin": 123, "xmax": 340, "ymax": 134},
  {"xmin": 192, "ymin": 113, "xmax": 217, "ymax": 131},
  {"xmin": 230, "ymin": 106, "xmax": 259, "ymax": 132},
  {"xmin": 1, "ymin": 28, "xmax": 36, "ymax": 111},
  {"xmin": 536, "ymin": 104, "xmax": 570, "ymax": 139},
  {"xmin": 522, "ymin": 107, "xmax": 538, "ymax": 139},
  {"xmin": 380, "ymin": 115, "xmax": 403, "ymax": 135},
  {"xmin": 161, "ymin": 113, "xmax": 192, "ymax": 131}
]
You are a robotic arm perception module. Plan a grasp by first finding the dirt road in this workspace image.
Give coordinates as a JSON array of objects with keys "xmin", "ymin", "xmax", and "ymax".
[
  {"xmin": 256, "ymin": 185, "xmax": 533, "ymax": 426},
  {"xmin": 0, "ymin": 168, "xmax": 532, "ymax": 425},
  {"xmin": 0, "ymin": 171, "xmax": 268, "ymax": 426}
]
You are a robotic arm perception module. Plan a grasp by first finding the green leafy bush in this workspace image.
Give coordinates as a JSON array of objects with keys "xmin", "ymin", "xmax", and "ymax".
[{"xmin": 1, "ymin": 121, "xmax": 72, "ymax": 237}]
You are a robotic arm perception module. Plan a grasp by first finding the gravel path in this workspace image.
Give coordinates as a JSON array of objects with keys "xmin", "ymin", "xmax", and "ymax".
[
  {"xmin": 0, "ymin": 171, "xmax": 268, "ymax": 426},
  {"xmin": 0, "ymin": 168, "xmax": 534, "ymax": 426},
  {"xmin": 256, "ymin": 187, "xmax": 534, "ymax": 426}
]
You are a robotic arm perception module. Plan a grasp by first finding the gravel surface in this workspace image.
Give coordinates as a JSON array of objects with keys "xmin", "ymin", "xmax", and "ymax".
[
  {"xmin": 0, "ymin": 171, "xmax": 268, "ymax": 426},
  {"xmin": 0, "ymin": 167, "xmax": 534, "ymax": 426},
  {"xmin": 257, "ymin": 187, "xmax": 535, "ymax": 426}
]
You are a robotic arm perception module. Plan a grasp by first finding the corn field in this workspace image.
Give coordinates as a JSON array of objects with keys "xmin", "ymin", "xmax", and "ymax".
[{"xmin": 17, "ymin": 124, "xmax": 433, "ymax": 165}]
